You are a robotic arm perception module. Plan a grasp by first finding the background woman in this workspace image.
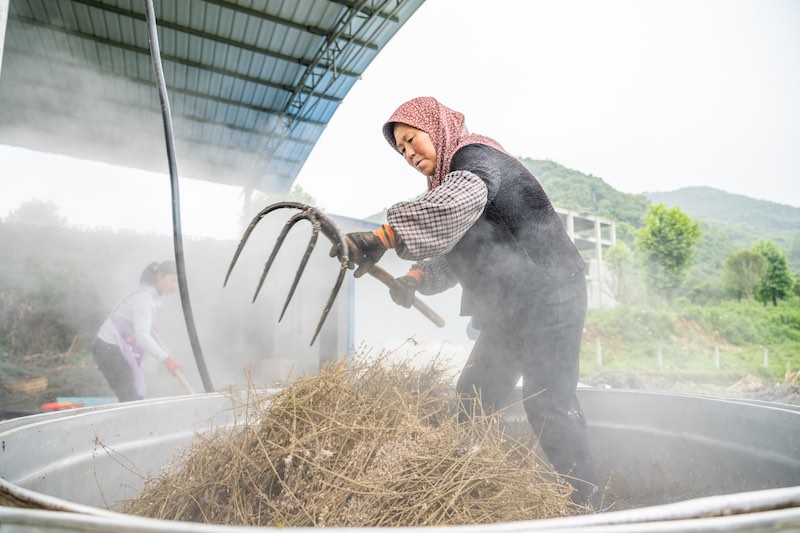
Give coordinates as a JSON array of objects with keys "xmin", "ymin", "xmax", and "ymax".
[{"xmin": 92, "ymin": 261, "xmax": 182, "ymax": 402}]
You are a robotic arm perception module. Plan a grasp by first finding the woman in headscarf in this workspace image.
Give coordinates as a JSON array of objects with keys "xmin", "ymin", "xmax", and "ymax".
[
  {"xmin": 334, "ymin": 97, "xmax": 601, "ymax": 508},
  {"xmin": 93, "ymin": 261, "xmax": 183, "ymax": 402}
]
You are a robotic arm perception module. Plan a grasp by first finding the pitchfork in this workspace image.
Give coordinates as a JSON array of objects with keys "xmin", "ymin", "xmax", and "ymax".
[{"xmin": 224, "ymin": 202, "xmax": 445, "ymax": 346}]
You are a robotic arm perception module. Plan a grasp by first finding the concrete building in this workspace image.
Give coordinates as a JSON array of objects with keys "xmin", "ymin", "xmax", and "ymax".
[{"xmin": 555, "ymin": 207, "xmax": 617, "ymax": 308}]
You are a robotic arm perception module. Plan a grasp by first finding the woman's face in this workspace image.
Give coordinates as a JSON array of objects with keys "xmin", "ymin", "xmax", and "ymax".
[
  {"xmin": 393, "ymin": 123, "xmax": 437, "ymax": 177},
  {"xmin": 155, "ymin": 273, "xmax": 179, "ymax": 295}
]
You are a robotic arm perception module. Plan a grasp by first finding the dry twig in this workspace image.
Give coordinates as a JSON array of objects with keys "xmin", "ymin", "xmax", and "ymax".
[{"xmin": 124, "ymin": 355, "xmax": 579, "ymax": 526}]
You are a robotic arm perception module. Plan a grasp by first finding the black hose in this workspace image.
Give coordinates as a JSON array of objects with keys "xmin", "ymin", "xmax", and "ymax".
[{"xmin": 144, "ymin": 0, "xmax": 214, "ymax": 393}]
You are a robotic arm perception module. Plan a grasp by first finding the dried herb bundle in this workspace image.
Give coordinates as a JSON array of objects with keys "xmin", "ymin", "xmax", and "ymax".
[{"xmin": 124, "ymin": 356, "xmax": 577, "ymax": 526}]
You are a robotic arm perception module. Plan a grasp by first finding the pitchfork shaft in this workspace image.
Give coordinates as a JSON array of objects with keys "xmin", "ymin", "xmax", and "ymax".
[{"xmin": 366, "ymin": 265, "xmax": 445, "ymax": 328}]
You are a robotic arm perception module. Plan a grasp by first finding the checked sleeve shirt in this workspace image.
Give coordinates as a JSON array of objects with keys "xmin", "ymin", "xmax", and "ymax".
[{"xmin": 386, "ymin": 170, "xmax": 487, "ymax": 295}]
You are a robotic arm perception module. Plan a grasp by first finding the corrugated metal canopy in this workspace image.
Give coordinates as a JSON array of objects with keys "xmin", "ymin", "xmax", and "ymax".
[{"xmin": 0, "ymin": 0, "xmax": 424, "ymax": 193}]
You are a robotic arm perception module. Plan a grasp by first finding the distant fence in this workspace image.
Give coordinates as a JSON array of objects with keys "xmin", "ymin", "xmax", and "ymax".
[{"xmin": 590, "ymin": 337, "xmax": 784, "ymax": 374}]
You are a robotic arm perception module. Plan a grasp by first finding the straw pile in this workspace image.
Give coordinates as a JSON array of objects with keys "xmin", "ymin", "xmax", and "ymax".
[{"xmin": 123, "ymin": 356, "xmax": 579, "ymax": 527}]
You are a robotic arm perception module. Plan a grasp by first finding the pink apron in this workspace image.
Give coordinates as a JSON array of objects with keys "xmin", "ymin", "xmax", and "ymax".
[{"xmin": 110, "ymin": 286, "xmax": 156, "ymax": 397}]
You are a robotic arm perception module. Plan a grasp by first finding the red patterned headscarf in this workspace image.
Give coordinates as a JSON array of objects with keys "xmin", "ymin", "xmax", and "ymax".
[{"xmin": 382, "ymin": 97, "xmax": 509, "ymax": 190}]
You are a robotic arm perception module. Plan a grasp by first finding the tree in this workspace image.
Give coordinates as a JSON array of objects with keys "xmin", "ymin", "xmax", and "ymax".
[
  {"xmin": 238, "ymin": 186, "xmax": 319, "ymax": 232},
  {"xmin": 605, "ymin": 241, "xmax": 635, "ymax": 303},
  {"xmin": 635, "ymin": 204, "xmax": 702, "ymax": 302},
  {"xmin": 722, "ymin": 250, "xmax": 767, "ymax": 301},
  {"xmin": 789, "ymin": 231, "xmax": 800, "ymax": 271},
  {"xmin": 286, "ymin": 185, "xmax": 317, "ymax": 206},
  {"xmin": 752, "ymin": 240, "xmax": 793, "ymax": 306},
  {"xmin": 4, "ymin": 199, "xmax": 67, "ymax": 227}
]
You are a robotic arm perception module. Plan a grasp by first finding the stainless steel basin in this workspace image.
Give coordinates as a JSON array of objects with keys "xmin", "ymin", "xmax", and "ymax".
[{"xmin": 1, "ymin": 388, "xmax": 799, "ymax": 531}]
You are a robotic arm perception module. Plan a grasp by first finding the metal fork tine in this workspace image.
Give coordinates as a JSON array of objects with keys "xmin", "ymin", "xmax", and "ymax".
[
  {"xmin": 279, "ymin": 218, "xmax": 320, "ymax": 322},
  {"xmin": 252, "ymin": 211, "xmax": 308, "ymax": 303},
  {"xmin": 225, "ymin": 201, "xmax": 350, "ymax": 346},
  {"xmin": 224, "ymin": 202, "xmax": 304, "ymax": 287},
  {"xmin": 309, "ymin": 262, "xmax": 348, "ymax": 346}
]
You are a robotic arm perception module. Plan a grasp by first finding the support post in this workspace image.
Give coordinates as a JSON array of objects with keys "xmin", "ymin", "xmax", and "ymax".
[
  {"xmin": 566, "ymin": 212, "xmax": 575, "ymax": 242},
  {"xmin": 714, "ymin": 346, "xmax": 720, "ymax": 370},
  {"xmin": 657, "ymin": 347, "xmax": 663, "ymax": 370},
  {"xmin": 595, "ymin": 337, "xmax": 602, "ymax": 366},
  {"xmin": 594, "ymin": 218, "xmax": 603, "ymax": 307},
  {"xmin": 0, "ymin": 0, "xmax": 9, "ymax": 79}
]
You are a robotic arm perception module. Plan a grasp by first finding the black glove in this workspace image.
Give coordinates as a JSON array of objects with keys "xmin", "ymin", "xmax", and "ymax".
[
  {"xmin": 390, "ymin": 272, "xmax": 421, "ymax": 308},
  {"xmin": 330, "ymin": 230, "xmax": 387, "ymax": 278}
]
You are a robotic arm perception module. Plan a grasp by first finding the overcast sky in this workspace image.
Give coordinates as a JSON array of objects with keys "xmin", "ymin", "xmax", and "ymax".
[
  {"xmin": 1, "ymin": 0, "xmax": 798, "ymax": 239},
  {"xmin": 295, "ymin": 0, "xmax": 800, "ymax": 216}
]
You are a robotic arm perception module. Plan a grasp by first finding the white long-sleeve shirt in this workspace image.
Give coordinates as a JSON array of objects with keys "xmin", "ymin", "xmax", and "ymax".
[{"xmin": 96, "ymin": 286, "xmax": 169, "ymax": 362}]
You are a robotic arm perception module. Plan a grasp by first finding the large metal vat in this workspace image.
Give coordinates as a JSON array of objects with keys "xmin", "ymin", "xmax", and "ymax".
[{"xmin": 1, "ymin": 388, "xmax": 799, "ymax": 531}]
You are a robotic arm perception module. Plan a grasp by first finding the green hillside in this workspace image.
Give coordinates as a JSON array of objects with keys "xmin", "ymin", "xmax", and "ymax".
[
  {"xmin": 646, "ymin": 186, "xmax": 799, "ymax": 232},
  {"xmin": 520, "ymin": 160, "xmax": 799, "ymax": 294},
  {"xmin": 646, "ymin": 187, "xmax": 800, "ymax": 270},
  {"xmin": 520, "ymin": 158, "xmax": 649, "ymax": 243},
  {"xmin": 369, "ymin": 158, "xmax": 799, "ymax": 281}
]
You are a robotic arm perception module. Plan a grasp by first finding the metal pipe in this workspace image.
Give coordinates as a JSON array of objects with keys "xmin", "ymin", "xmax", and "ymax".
[{"xmin": 143, "ymin": 0, "xmax": 213, "ymax": 393}]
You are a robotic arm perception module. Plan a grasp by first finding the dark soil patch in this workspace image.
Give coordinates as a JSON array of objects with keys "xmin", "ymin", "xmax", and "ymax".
[
  {"xmin": 582, "ymin": 370, "xmax": 800, "ymax": 407},
  {"xmin": 1, "ymin": 355, "xmax": 113, "ymax": 418}
]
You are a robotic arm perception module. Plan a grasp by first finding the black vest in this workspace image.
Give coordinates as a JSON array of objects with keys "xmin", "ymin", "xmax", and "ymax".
[{"xmin": 445, "ymin": 144, "xmax": 586, "ymax": 321}]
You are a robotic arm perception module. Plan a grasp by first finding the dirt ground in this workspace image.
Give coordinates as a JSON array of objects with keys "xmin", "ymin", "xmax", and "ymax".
[
  {"xmin": 2, "ymin": 357, "xmax": 799, "ymax": 422},
  {"xmin": 581, "ymin": 370, "xmax": 800, "ymax": 407},
  {"xmin": 0, "ymin": 354, "xmax": 114, "ymax": 419}
]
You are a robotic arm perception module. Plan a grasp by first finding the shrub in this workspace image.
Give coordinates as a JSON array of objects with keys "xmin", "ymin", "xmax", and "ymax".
[
  {"xmin": 0, "ymin": 259, "xmax": 102, "ymax": 356},
  {"xmin": 720, "ymin": 317, "xmax": 762, "ymax": 345}
]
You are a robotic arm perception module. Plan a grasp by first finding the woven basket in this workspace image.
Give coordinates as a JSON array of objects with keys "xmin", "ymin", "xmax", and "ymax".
[{"xmin": 2, "ymin": 376, "xmax": 48, "ymax": 395}]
